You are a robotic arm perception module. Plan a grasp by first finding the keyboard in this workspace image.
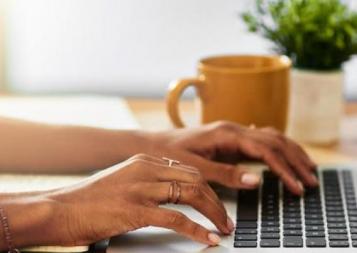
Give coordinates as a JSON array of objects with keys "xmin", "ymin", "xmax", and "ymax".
[{"xmin": 234, "ymin": 169, "xmax": 357, "ymax": 248}]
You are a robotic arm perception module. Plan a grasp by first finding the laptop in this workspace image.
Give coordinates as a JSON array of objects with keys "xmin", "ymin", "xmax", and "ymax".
[{"xmin": 108, "ymin": 164, "xmax": 357, "ymax": 253}]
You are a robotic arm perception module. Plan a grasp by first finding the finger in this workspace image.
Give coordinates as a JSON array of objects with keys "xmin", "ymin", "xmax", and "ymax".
[
  {"xmin": 154, "ymin": 163, "xmax": 202, "ymax": 183},
  {"xmin": 233, "ymin": 135, "xmax": 304, "ymax": 194},
  {"xmin": 256, "ymin": 145, "xmax": 304, "ymax": 195},
  {"xmin": 258, "ymin": 128, "xmax": 317, "ymax": 171},
  {"xmin": 256, "ymin": 131, "xmax": 318, "ymax": 187},
  {"xmin": 287, "ymin": 139, "xmax": 318, "ymax": 170},
  {"xmin": 146, "ymin": 207, "xmax": 222, "ymax": 246},
  {"xmin": 176, "ymin": 151, "xmax": 261, "ymax": 189},
  {"xmin": 144, "ymin": 182, "xmax": 232, "ymax": 234}
]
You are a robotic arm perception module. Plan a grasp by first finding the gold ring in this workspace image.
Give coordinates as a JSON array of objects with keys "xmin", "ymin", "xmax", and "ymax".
[{"xmin": 168, "ymin": 181, "xmax": 181, "ymax": 204}]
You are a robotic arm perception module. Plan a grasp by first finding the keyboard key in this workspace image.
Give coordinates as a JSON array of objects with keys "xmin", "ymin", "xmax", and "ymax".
[
  {"xmin": 237, "ymin": 189, "xmax": 258, "ymax": 221},
  {"xmin": 236, "ymin": 221, "xmax": 257, "ymax": 228},
  {"xmin": 234, "ymin": 241, "xmax": 257, "ymax": 248},
  {"xmin": 283, "ymin": 236, "xmax": 303, "ymax": 247},
  {"xmin": 328, "ymin": 223, "xmax": 346, "ymax": 229},
  {"xmin": 326, "ymin": 206, "xmax": 343, "ymax": 212},
  {"xmin": 350, "ymin": 222, "xmax": 357, "ymax": 228},
  {"xmin": 261, "ymin": 227, "xmax": 279, "ymax": 233},
  {"xmin": 351, "ymin": 234, "xmax": 357, "ymax": 240},
  {"xmin": 235, "ymin": 234, "xmax": 257, "ymax": 241},
  {"xmin": 306, "ymin": 237, "xmax": 326, "ymax": 247},
  {"xmin": 327, "ymin": 217, "xmax": 346, "ymax": 223},
  {"xmin": 284, "ymin": 224, "xmax": 302, "ymax": 230},
  {"xmin": 235, "ymin": 229, "xmax": 257, "ymax": 234},
  {"xmin": 305, "ymin": 209, "xmax": 323, "ymax": 215},
  {"xmin": 261, "ymin": 233, "xmax": 280, "ymax": 239},
  {"xmin": 283, "ymin": 213, "xmax": 301, "ymax": 218},
  {"xmin": 305, "ymin": 214, "xmax": 323, "ymax": 220},
  {"xmin": 261, "ymin": 221, "xmax": 279, "ymax": 227},
  {"xmin": 353, "ymin": 241, "xmax": 357, "ymax": 247},
  {"xmin": 329, "ymin": 234, "xmax": 348, "ymax": 240},
  {"xmin": 328, "ymin": 229, "xmax": 347, "ymax": 234},
  {"xmin": 284, "ymin": 230, "xmax": 302, "ymax": 236},
  {"xmin": 305, "ymin": 220, "xmax": 324, "ymax": 225},
  {"xmin": 329, "ymin": 241, "xmax": 349, "ymax": 247},
  {"xmin": 326, "ymin": 211, "xmax": 345, "ymax": 217},
  {"xmin": 261, "ymin": 216, "xmax": 279, "ymax": 221},
  {"xmin": 306, "ymin": 231, "xmax": 325, "ymax": 237},
  {"xmin": 260, "ymin": 239, "xmax": 280, "ymax": 248},
  {"xmin": 306, "ymin": 225, "xmax": 325, "ymax": 231},
  {"xmin": 284, "ymin": 218, "xmax": 301, "ymax": 224}
]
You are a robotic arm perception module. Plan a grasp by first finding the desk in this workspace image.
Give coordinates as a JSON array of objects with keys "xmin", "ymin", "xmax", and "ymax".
[{"xmin": 127, "ymin": 98, "xmax": 357, "ymax": 164}]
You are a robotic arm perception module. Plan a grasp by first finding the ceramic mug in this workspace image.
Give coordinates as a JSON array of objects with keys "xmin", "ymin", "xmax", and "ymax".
[{"xmin": 166, "ymin": 55, "xmax": 291, "ymax": 132}]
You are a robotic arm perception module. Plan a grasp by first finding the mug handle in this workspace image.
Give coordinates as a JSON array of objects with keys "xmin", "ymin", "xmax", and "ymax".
[{"xmin": 166, "ymin": 78, "xmax": 204, "ymax": 128}]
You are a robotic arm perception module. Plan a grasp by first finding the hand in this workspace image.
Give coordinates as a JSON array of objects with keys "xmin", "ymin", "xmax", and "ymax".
[
  {"xmin": 147, "ymin": 121, "xmax": 318, "ymax": 195},
  {"xmin": 49, "ymin": 154, "xmax": 233, "ymax": 247}
]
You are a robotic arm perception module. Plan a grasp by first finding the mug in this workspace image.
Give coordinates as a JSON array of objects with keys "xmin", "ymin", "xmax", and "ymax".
[{"xmin": 166, "ymin": 55, "xmax": 291, "ymax": 132}]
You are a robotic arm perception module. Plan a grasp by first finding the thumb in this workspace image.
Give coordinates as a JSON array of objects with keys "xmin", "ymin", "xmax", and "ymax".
[{"xmin": 179, "ymin": 152, "xmax": 261, "ymax": 189}]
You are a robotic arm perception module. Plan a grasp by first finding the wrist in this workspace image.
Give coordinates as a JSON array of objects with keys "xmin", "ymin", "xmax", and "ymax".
[
  {"xmin": 111, "ymin": 130, "xmax": 158, "ymax": 159},
  {"xmin": 0, "ymin": 193, "xmax": 63, "ymax": 250}
]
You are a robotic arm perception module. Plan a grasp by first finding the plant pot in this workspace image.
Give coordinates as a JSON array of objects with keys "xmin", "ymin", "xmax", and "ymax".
[{"xmin": 287, "ymin": 69, "xmax": 343, "ymax": 145}]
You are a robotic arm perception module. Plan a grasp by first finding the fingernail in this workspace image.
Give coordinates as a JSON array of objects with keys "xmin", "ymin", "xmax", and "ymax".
[
  {"xmin": 227, "ymin": 217, "xmax": 235, "ymax": 232},
  {"xmin": 208, "ymin": 233, "xmax": 221, "ymax": 245},
  {"xmin": 297, "ymin": 181, "xmax": 304, "ymax": 193},
  {"xmin": 241, "ymin": 173, "xmax": 260, "ymax": 186}
]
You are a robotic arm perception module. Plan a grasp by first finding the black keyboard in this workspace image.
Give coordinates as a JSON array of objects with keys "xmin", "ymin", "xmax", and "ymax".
[{"xmin": 234, "ymin": 169, "xmax": 357, "ymax": 248}]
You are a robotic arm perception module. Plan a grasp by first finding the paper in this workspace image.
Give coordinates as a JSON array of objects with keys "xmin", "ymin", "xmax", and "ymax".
[{"xmin": 0, "ymin": 95, "xmax": 139, "ymax": 129}]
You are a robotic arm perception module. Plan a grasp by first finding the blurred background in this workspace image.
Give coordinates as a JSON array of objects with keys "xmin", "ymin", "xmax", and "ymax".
[{"xmin": 0, "ymin": 0, "xmax": 356, "ymax": 99}]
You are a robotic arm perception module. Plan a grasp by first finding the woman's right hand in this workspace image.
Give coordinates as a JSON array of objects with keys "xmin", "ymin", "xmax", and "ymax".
[{"xmin": 48, "ymin": 154, "xmax": 234, "ymax": 247}]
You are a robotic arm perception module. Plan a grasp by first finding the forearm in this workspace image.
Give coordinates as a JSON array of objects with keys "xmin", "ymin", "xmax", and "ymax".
[{"xmin": 0, "ymin": 116, "xmax": 153, "ymax": 173}]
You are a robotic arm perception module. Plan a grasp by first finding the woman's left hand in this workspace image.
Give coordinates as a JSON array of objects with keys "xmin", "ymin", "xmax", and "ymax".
[{"xmin": 146, "ymin": 121, "xmax": 318, "ymax": 195}]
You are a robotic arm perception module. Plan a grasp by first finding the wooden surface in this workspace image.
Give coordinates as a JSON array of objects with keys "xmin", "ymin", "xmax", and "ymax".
[{"xmin": 127, "ymin": 98, "xmax": 357, "ymax": 164}]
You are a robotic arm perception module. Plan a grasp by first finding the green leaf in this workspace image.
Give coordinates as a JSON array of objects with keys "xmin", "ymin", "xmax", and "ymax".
[{"xmin": 240, "ymin": 0, "xmax": 357, "ymax": 70}]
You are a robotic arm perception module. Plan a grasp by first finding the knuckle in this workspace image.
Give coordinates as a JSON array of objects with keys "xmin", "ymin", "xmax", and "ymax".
[
  {"xmin": 213, "ymin": 120, "xmax": 235, "ymax": 131},
  {"xmin": 191, "ymin": 173, "xmax": 203, "ymax": 184},
  {"xmin": 130, "ymin": 153, "xmax": 151, "ymax": 161},
  {"xmin": 267, "ymin": 142, "xmax": 281, "ymax": 153},
  {"xmin": 187, "ymin": 183, "xmax": 203, "ymax": 198},
  {"xmin": 168, "ymin": 212, "xmax": 185, "ymax": 226},
  {"xmin": 129, "ymin": 158, "xmax": 146, "ymax": 167},
  {"xmin": 262, "ymin": 126, "xmax": 280, "ymax": 134},
  {"xmin": 262, "ymin": 148, "xmax": 276, "ymax": 160},
  {"xmin": 189, "ymin": 222, "xmax": 201, "ymax": 236},
  {"xmin": 222, "ymin": 166, "xmax": 236, "ymax": 186}
]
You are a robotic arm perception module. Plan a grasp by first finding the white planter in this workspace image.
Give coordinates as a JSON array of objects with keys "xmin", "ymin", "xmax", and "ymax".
[{"xmin": 287, "ymin": 69, "xmax": 344, "ymax": 145}]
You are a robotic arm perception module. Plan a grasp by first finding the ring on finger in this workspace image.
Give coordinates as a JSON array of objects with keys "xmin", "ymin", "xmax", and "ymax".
[
  {"xmin": 162, "ymin": 157, "xmax": 181, "ymax": 167},
  {"xmin": 168, "ymin": 181, "xmax": 182, "ymax": 204}
]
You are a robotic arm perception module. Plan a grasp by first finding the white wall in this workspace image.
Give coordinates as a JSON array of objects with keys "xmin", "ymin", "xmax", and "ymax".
[
  {"xmin": 5, "ymin": 0, "xmax": 271, "ymax": 97},
  {"xmin": 4, "ymin": 0, "xmax": 357, "ymax": 98}
]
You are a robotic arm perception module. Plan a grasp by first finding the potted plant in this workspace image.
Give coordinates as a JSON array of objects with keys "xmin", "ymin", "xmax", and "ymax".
[{"xmin": 241, "ymin": 0, "xmax": 357, "ymax": 145}]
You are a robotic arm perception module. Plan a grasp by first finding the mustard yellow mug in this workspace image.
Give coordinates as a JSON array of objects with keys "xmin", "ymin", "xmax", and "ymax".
[{"xmin": 166, "ymin": 55, "xmax": 291, "ymax": 132}]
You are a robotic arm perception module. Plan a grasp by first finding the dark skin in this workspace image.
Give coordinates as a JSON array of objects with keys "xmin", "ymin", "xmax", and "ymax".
[
  {"xmin": 0, "ymin": 118, "xmax": 317, "ymax": 194},
  {"xmin": 0, "ymin": 154, "xmax": 231, "ymax": 249},
  {"xmin": 146, "ymin": 121, "xmax": 318, "ymax": 195},
  {"xmin": 0, "ymin": 118, "xmax": 318, "ymax": 250}
]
